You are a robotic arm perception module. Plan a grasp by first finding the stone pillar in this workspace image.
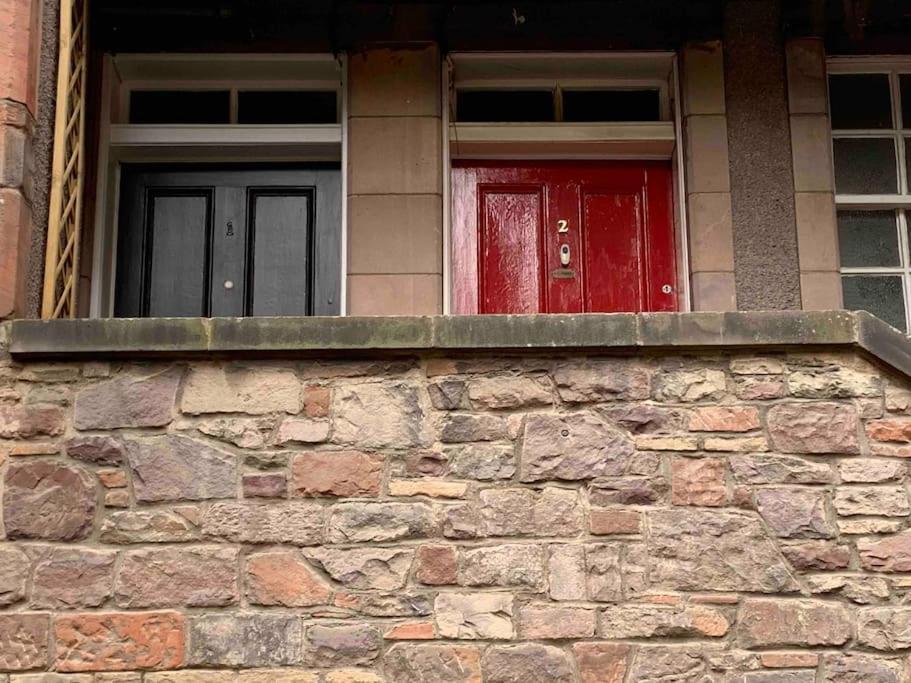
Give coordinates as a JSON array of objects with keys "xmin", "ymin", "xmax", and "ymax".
[
  {"xmin": 681, "ymin": 40, "xmax": 737, "ymax": 311},
  {"xmin": 0, "ymin": 0, "xmax": 40, "ymax": 319},
  {"xmin": 723, "ymin": 0, "xmax": 802, "ymax": 310},
  {"xmin": 786, "ymin": 37, "xmax": 842, "ymax": 310},
  {"xmin": 346, "ymin": 46, "xmax": 443, "ymax": 315}
]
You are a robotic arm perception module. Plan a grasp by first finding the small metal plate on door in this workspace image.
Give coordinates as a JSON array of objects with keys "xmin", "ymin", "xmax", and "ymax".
[{"xmin": 551, "ymin": 268, "xmax": 576, "ymax": 280}]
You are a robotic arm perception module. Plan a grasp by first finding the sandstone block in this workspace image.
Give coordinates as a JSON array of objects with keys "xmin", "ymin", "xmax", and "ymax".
[
  {"xmin": 520, "ymin": 412, "xmax": 635, "ymax": 482},
  {"xmin": 245, "ymin": 550, "xmax": 332, "ymax": 606},
  {"xmin": 671, "ymin": 457, "xmax": 728, "ymax": 506},
  {"xmin": 383, "ymin": 644, "xmax": 481, "ymax": 683},
  {"xmin": 573, "ymin": 642, "xmax": 631, "ymax": 683},
  {"xmin": 585, "ymin": 544, "xmax": 623, "ymax": 602},
  {"xmin": 0, "ymin": 404, "xmax": 64, "ymax": 438},
  {"xmin": 100, "ymin": 509, "xmax": 200, "ymax": 544},
  {"xmin": 703, "ymin": 436, "xmax": 769, "ymax": 452},
  {"xmin": 3, "ymin": 461, "xmax": 96, "ymax": 541},
  {"xmin": 841, "ymin": 518, "xmax": 903, "ymax": 535},
  {"xmin": 867, "ymin": 418, "xmax": 911, "ymax": 442},
  {"xmin": 74, "ymin": 367, "xmax": 181, "ymax": 429},
  {"xmin": 307, "ymin": 548, "xmax": 414, "ymax": 590},
  {"xmin": 548, "ymin": 545, "xmax": 587, "ymax": 601},
  {"xmin": 781, "ymin": 541, "xmax": 852, "ymax": 571},
  {"xmin": 0, "ymin": 547, "xmax": 28, "ymax": 606},
  {"xmin": 414, "ymin": 545, "xmax": 458, "ymax": 585},
  {"xmin": 181, "ymin": 365, "xmax": 301, "ymax": 415},
  {"xmin": 388, "ymin": 479, "xmax": 467, "ymax": 498},
  {"xmin": 858, "ymin": 607, "xmax": 911, "ymax": 651},
  {"xmin": 599, "ymin": 604, "xmax": 730, "ymax": 638},
  {"xmin": 332, "ymin": 382, "xmax": 426, "ymax": 448},
  {"xmin": 242, "ymin": 472, "xmax": 287, "ymax": 498},
  {"xmin": 435, "ymin": 593, "xmax": 514, "ymax": 639},
  {"xmin": 756, "ymin": 487, "xmax": 834, "ymax": 538},
  {"xmin": 327, "ymin": 502, "xmax": 437, "ymax": 543},
  {"xmin": 590, "ymin": 476, "xmax": 668, "ymax": 506},
  {"xmin": 459, "ymin": 544, "xmax": 544, "ymax": 589},
  {"xmin": 600, "ymin": 403, "xmax": 688, "ymax": 434},
  {"xmin": 820, "ymin": 653, "xmax": 905, "ymax": 682},
  {"xmin": 518, "ymin": 604, "xmax": 596, "ymax": 639},
  {"xmin": 124, "ymin": 435, "xmax": 236, "ymax": 502},
  {"xmin": 55, "ymin": 612, "xmax": 185, "ymax": 672},
  {"xmin": 446, "ymin": 443, "xmax": 515, "ymax": 480},
  {"xmin": 886, "ymin": 384, "xmax": 911, "ymax": 413},
  {"xmin": 334, "ymin": 591, "xmax": 432, "ymax": 618},
  {"xmin": 97, "ymin": 469, "xmax": 127, "ymax": 488},
  {"xmin": 731, "ymin": 358, "xmax": 786, "ymax": 374},
  {"xmin": 859, "ymin": 531, "xmax": 911, "ymax": 572},
  {"xmin": 482, "ymin": 644, "xmax": 573, "ymax": 683},
  {"xmin": 64, "ymin": 435, "xmax": 125, "ymax": 466},
  {"xmin": 735, "ymin": 376, "xmax": 786, "ymax": 400},
  {"xmin": 729, "ymin": 454, "xmax": 833, "ymax": 484},
  {"xmin": 384, "ymin": 621, "xmax": 436, "ymax": 640},
  {"xmin": 196, "ymin": 416, "xmax": 276, "ymax": 449},
  {"xmin": 31, "ymin": 548, "xmax": 115, "ymax": 609},
  {"xmin": 478, "ymin": 487, "xmax": 583, "ymax": 537},
  {"xmin": 276, "ymin": 418, "xmax": 330, "ymax": 444},
  {"xmin": 440, "ymin": 414, "xmax": 508, "ymax": 443},
  {"xmin": 115, "ymin": 547, "xmax": 238, "ymax": 608},
  {"xmin": 553, "ymin": 360, "xmax": 650, "ymax": 403},
  {"xmin": 737, "ymin": 599, "xmax": 851, "ymax": 648},
  {"xmin": 303, "ymin": 385, "xmax": 331, "ymax": 417},
  {"xmin": 202, "ymin": 502, "xmax": 323, "ymax": 545},
  {"xmin": 760, "ymin": 652, "xmax": 819, "ymax": 668},
  {"xmin": 0, "ymin": 614, "xmax": 49, "ymax": 671},
  {"xmin": 302, "ymin": 624, "xmax": 381, "ymax": 667},
  {"xmin": 429, "ymin": 378, "xmax": 469, "ymax": 410},
  {"xmin": 590, "ymin": 509, "xmax": 642, "ymax": 535},
  {"xmin": 648, "ymin": 509, "xmax": 798, "ymax": 592},
  {"xmin": 324, "ymin": 669, "xmax": 383, "ymax": 682},
  {"xmin": 767, "ymin": 403, "xmax": 859, "ymax": 454},
  {"xmin": 834, "ymin": 486, "xmax": 910, "ymax": 517},
  {"xmin": 839, "ymin": 458, "xmax": 905, "ymax": 482},
  {"xmin": 291, "ymin": 451, "xmax": 382, "ymax": 497},
  {"xmin": 467, "ymin": 376, "xmax": 552, "ymax": 409},
  {"xmin": 634, "ymin": 435, "xmax": 699, "ymax": 451},
  {"xmin": 654, "ymin": 368, "xmax": 727, "ymax": 402},
  {"xmin": 188, "ymin": 614, "xmax": 302, "ymax": 667},
  {"xmin": 688, "ymin": 406, "xmax": 760, "ymax": 431},
  {"xmin": 621, "ymin": 645, "xmax": 712, "ymax": 681},
  {"xmin": 787, "ymin": 368, "xmax": 881, "ymax": 398}
]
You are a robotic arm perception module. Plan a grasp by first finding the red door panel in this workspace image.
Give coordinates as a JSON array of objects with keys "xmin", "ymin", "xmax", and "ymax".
[
  {"xmin": 479, "ymin": 187, "xmax": 544, "ymax": 314},
  {"xmin": 452, "ymin": 160, "xmax": 677, "ymax": 314},
  {"xmin": 582, "ymin": 190, "xmax": 643, "ymax": 312}
]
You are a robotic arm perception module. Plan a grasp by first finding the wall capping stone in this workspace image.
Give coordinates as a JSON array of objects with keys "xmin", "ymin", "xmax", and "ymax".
[{"xmin": 7, "ymin": 311, "xmax": 911, "ymax": 375}]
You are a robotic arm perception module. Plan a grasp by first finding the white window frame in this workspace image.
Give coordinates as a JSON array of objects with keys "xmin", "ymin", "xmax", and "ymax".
[
  {"xmin": 441, "ymin": 51, "xmax": 690, "ymax": 314},
  {"xmin": 89, "ymin": 53, "xmax": 348, "ymax": 318},
  {"xmin": 828, "ymin": 57, "xmax": 911, "ymax": 331}
]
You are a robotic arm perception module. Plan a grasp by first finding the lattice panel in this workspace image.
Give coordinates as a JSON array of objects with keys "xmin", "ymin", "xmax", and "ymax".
[{"xmin": 42, "ymin": 0, "xmax": 89, "ymax": 319}]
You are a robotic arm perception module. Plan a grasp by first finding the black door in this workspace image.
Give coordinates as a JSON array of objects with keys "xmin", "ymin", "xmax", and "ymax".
[{"xmin": 115, "ymin": 166, "xmax": 341, "ymax": 317}]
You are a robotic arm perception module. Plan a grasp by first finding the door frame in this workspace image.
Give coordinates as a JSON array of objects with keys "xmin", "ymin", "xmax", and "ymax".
[
  {"xmin": 88, "ymin": 53, "xmax": 348, "ymax": 318},
  {"xmin": 442, "ymin": 51, "xmax": 691, "ymax": 314}
]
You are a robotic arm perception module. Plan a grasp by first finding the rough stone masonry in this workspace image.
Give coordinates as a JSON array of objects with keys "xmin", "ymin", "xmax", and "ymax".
[{"xmin": 5, "ymin": 332, "xmax": 911, "ymax": 680}]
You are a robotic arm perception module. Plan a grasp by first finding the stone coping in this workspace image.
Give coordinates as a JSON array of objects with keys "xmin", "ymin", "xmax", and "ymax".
[{"xmin": 5, "ymin": 310, "xmax": 911, "ymax": 376}]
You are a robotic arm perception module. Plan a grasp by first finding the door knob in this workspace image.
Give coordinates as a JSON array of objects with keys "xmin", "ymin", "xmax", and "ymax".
[
  {"xmin": 559, "ymin": 244, "xmax": 571, "ymax": 266},
  {"xmin": 224, "ymin": 280, "xmax": 234, "ymax": 290}
]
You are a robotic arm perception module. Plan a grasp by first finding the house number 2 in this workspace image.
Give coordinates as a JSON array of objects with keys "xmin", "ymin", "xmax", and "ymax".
[{"xmin": 557, "ymin": 219, "xmax": 569, "ymax": 233}]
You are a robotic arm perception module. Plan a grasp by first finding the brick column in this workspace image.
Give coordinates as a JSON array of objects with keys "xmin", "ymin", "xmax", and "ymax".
[
  {"xmin": 0, "ymin": 0, "xmax": 40, "ymax": 319},
  {"xmin": 346, "ymin": 46, "xmax": 443, "ymax": 315},
  {"xmin": 786, "ymin": 37, "xmax": 842, "ymax": 310},
  {"xmin": 681, "ymin": 41, "xmax": 737, "ymax": 311}
]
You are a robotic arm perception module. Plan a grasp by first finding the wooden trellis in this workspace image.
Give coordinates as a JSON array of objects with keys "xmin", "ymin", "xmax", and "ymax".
[{"xmin": 42, "ymin": 0, "xmax": 89, "ymax": 318}]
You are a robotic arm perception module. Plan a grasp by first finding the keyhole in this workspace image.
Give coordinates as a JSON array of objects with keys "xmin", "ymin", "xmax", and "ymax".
[{"xmin": 226, "ymin": 221, "xmax": 234, "ymax": 237}]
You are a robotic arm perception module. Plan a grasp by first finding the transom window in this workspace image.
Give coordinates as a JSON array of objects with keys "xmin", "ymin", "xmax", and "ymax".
[{"xmin": 829, "ymin": 61, "xmax": 911, "ymax": 332}]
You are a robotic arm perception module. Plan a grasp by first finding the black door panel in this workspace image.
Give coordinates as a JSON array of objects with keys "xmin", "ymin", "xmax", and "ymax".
[{"xmin": 115, "ymin": 166, "xmax": 341, "ymax": 318}]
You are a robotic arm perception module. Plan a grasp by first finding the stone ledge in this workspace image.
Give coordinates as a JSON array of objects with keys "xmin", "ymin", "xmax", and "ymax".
[{"xmin": 5, "ymin": 310, "xmax": 909, "ymax": 375}]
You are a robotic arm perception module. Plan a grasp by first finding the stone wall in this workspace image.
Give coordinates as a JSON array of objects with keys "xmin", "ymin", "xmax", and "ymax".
[{"xmin": 4, "ymin": 338, "xmax": 911, "ymax": 679}]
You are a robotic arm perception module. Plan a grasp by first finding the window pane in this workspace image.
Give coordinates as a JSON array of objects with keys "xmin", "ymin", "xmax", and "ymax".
[
  {"xmin": 829, "ymin": 74, "xmax": 893, "ymax": 129},
  {"xmin": 842, "ymin": 275, "xmax": 906, "ymax": 332},
  {"xmin": 838, "ymin": 210, "xmax": 899, "ymax": 267},
  {"xmin": 901, "ymin": 75, "xmax": 911, "ymax": 128},
  {"xmin": 130, "ymin": 90, "xmax": 230, "ymax": 124},
  {"xmin": 833, "ymin": 138, "xmax": 898, "ymax": 194},
  {"xmin": 456, "ymin": 90, "xmax": 554, "ymax": 122},
  {"xmin": 238, "ymin": 91, "xmax": 338, "ymax": 124},
  {"xmin": 562, "ymin": 89, "xmax": 660, "ymax": 122}
]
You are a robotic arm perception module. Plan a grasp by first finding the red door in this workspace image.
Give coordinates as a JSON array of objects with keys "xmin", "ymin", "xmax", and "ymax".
[{"xmin": 452, "ymin": 161, "xmax": 678, "ymax": 314}]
